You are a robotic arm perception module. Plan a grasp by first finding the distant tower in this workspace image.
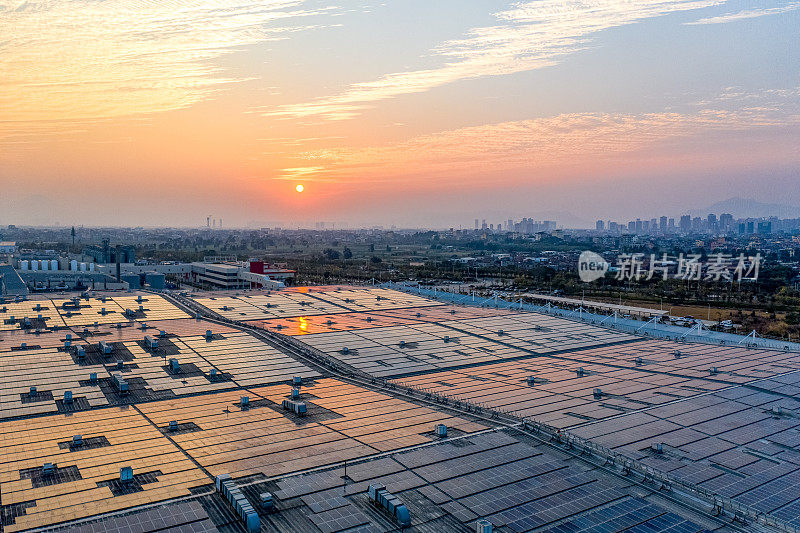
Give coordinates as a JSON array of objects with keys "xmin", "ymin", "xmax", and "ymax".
[
  {"xmin": 207, "ymin": 216, "xmax": 211, "ymax": 228},
  {"xmin": 71, "ymin": 226, "xmax": 76, "ymax": 246},
  {"xmin": 220, "ymin": 218, "xmax": 223, "ymax": 229}
]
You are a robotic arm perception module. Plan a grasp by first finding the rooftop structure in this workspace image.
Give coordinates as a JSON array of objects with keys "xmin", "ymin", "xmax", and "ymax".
[{"xmin": 0, "ymin": 286, "xmax": 798, "ymax": 532}]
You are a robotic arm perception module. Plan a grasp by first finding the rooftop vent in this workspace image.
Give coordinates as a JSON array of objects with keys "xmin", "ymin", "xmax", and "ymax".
[
  {"xmin": 576, "ymin": 367, "xmax": 585, "ymax": 377},
  {"xmin": 292, "ymin": 376, "xmax": 302, "ymax": 386},
  {"xmin": 497, "ymin": 330, "xmax": 504, "ymax": 336},
  {"xmin": 240, "ymin": 396, "xmax": 249, "ymax": 407},
  {"xmin": 159, "ymin": 330, "xmax": 166, "ymax": 337},
  {"xmin": 259, "ymin": 492, "xmax": 274, "ymax": 511},
  {"xmin": 673, "ymin": 350, "xmax": 682, "ymax": 359},
  {"xmin": 652, "ymin": 442, "xmax": 664, "ymax": 454},
  {"xmin": 710, "ymin": 367, "xmax": 718, "ymax": 375},
  {"xmin": 593, "ymin": 388, "xmax": 603, "ymax": 399},
  {"xmin": 367, "ymin": 484, "xmax": 411, "ymax": 528},
  {"xmin": 63, "ymin": 391, "xmax": 73, "ymax": 404},
  {"xmin": 169, "ymin": 420, "xmax": 178, "ymax": 432},
  {"xmin": 29, "ymin": 386, "xmax": 37, "ymax": 398},
  {"xmin": 282, "ymin": 399, "xmax": 307, "ymax": 416},
  {"xmin": 111, "ymin": 373, "xmax": 128, "ymax": 394},
  {"xmin": 476, "ymin": 519, "xmax": 494, "ymax": 533},
  {"xmin": 291, "ymin": 388, "xmax": 300, "ymax": 399},
  {"xmin": 205, "ymin": 330, "xmax": 213, "ymax": 339},
  {"xmin": 73, "ymin": 435, "xmax": 83, "ymax": 447},
  {"xmin": 144, "ymin": 335, "xmax": 158, "ymax": 349},
  {"xmin": 443, "ymin": 335, "xmax": 450, "ymax": 343},
  {"xmin": 42, "ymin": 463, "xmax": 56, "ymax": 476},
  {"xmin": 120, "ymin": 466, "xmax": 133, "ymax": 483},
  {"xmin": 99, "ymin": 341, "xmax": 113, "ymax": 355},
  {"xmin": 209, "ymin": 368, "xmax": 218, "ymax": 380},
  {"xmin": 435, "ymin": 423, "xmax": 447, "ymax": 437},
  {"xmin": 216, "ymin": 474, "xmax": 261, "ymax": 533},
  {"xmin": 169, "ymin": 358, "xmax": 180, "ymax": 373},
  {"xmin": 526, "ymin": 376, "xmax": 537, "ymax": 385},
  {"xmin": 635, "ymin": 357, "xmax": 643, "ymax": 366}
]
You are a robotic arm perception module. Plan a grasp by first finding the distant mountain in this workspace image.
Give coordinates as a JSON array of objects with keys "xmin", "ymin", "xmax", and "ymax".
[{"xmin": 692, "ymin": 197, "xmax": 800, "ymax": 219}]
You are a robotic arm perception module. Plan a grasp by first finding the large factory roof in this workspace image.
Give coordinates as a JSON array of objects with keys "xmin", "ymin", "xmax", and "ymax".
[{"xmin": 0, "ymin": 286, "xmax": 798, "ymax": 532}]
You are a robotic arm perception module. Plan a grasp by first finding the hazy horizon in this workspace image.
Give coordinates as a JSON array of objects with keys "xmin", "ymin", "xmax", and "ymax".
[{"xmin": 1, "ymin": 0, "xmax": 798, "ymax": 228}]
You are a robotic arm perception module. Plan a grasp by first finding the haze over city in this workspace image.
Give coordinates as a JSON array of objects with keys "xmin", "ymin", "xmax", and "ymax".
[{"xmin": 1, "ymin": 0, "xmax": 798, "ymax": 227}]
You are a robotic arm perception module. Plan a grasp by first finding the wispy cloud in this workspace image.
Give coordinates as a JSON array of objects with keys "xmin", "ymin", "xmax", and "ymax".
[
  {"xmin": 265, "ymin": 0, "xmax": 727, "ymax": 121},
  {"xmin": 276, "ymin": 88, "xmax": 800, "ymax": 182},
  {"xmin": 685, "ymin": 2, "xmax": 799, "ymax": 24},
  {"xmin": 0, "ymin": 0, "xmax": 336, "ymax": 132}
]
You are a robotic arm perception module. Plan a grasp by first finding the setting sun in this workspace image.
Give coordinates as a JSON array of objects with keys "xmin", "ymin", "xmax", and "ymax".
[{"xmin": 295, "ymin": 184, "xmax": 304, "ymax": 193}]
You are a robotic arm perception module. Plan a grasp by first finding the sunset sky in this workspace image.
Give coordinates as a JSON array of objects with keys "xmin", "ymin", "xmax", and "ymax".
[{"xmin": 1, "ymin": 0, "xmax": 798, "ymax": 228}]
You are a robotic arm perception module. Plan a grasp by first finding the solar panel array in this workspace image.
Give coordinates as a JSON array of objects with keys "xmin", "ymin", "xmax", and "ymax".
[
  {"xmin": 256, "ymin": 431, "xmax": 715, "ymax": 532},
  {"xmin": 2, "ymin": 285, "xmax": 789, "ymax": 532},
  {"xmin": 0, "ymin": 378, "xmax": 485, "ymax": 531},
  {"xmin": 297, "ymin": 314, "xmax": 640, "ymax": 378},
  {"xmin": 0, "ymin": 325, "xmax": 319, "ymax": 419},
  {"xmin": 192, "ymin": 288, "xmax": 442, "ymax": 321}
]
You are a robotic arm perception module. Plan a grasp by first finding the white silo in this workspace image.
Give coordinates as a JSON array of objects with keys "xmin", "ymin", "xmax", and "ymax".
[
  {"xmin": 79, "ymin": 262, "xmax": 87, "ymax": 272},
  {"xmin": 50, "ymin": 259, "xmax": 59, "ymax": 271},
  {"xmin": 41, "ymin": 260, "xmax": 48, "ymax": 271},
  {"xmin": 31, "ymin": 260, "xmax": 38, "ymax": 271},
  {"xmin": 20, "ymin": 260, "xmax": 29, "ymax": 271},
  {"xmin": 89, "ymin": 263, "xmax": 95, "ymax": 272},
  {"xmin": 70, "ymin": 260, "xmax": 78, "ymax": 271}
]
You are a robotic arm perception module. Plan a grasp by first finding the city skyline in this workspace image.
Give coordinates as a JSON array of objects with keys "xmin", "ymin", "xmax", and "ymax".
[{"xmin": 1, "ymin": 0, "xmax": 799, "ymax": 227}]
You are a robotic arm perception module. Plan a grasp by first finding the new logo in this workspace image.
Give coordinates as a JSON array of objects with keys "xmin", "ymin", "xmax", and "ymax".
[{"xmin": 578, "ymin": 251, "xmax": 609, "ymax": 282}]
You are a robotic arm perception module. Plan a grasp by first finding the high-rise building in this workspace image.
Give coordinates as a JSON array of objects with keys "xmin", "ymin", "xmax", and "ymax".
[
  {"xmin": 659, "ymin": 216, "xmax": 668, "ymax": 230},
  {"xmin": 474, "ymin": 219, "xmax": 479, "ymax": 229},
  {"xmin": 679, "ymin": 215, "xmax": 692, "ymax": 232},
  {"xmin": 596, "ymin": 220, "xmax": 605, "ymax": 231}
]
